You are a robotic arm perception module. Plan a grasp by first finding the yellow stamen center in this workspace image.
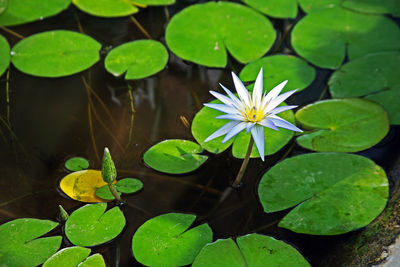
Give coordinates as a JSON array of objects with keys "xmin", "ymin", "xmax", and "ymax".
[{"xmin": 242, "ymin": 106, "xmax": 265, "ymax": 123}]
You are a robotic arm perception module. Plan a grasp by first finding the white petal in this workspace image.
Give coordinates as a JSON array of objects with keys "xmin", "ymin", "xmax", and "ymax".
[
  {"xmin": 270, "ymin": 105, "xmax": 298, "ymax": 115},
  {"xmin": 258, "ymin": 118, "xmax": 279, "ymax": 131},
  {"xmin": 204, "ymin": 103, "xmax": 238, "ymax": 114},
  {"xmin": 231, "ymin": 72, "xmax": 251, "ymax": 108},
  {"xmin": 246, "ymin": 122, "xmax": 256, "ymax": 134},
  {"xmin": 219, "ymin": 83, "xmax": 245, "ymax": 110},
  {"xmin": 251, "ymin": 125, "xmax": 265, "ymax": 161},
  {"xmin": 252, "ymin": 68, "xmax": 263, "ymax": 108},
  {"xmin": 222, "ymin": 122, "xmax": 248, "ymax": 143},
  {"xmin": 204, "ymin": 121, "xmax": 240, "ymax": 142},
  {"xmin": 264, "ymin": 89, "xmax": 298, "ymax": 113},
  {"xmin": 209, "ymin": 90, "xmax": 237, "ymax": 107},
  {"xmin": 269, "ymin": 115, "xmax": 303, "ymax": 132},
  {"xmin": 263, "ymin": 80, "xmax": 288, "ymax": 105},
  {"xmin": 216, "ymin": 114, "xmax": 243, "ymax": 121}
]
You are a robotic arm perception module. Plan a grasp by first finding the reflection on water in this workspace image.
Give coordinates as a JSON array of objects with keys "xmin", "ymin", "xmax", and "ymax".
[{"xmin": 0, "ymin": 4, "xmax": 399, "ymax": 267}]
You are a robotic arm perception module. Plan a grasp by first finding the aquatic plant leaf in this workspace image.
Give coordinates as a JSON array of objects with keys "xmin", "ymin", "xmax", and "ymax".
[
  {"xmin": 165, "ymin": 2, "xmax": 276, "ymax": 67},
  {"xmin": 192, "ymin": 100, "xmax": 296, "ymax": 158},
  {"xmin": 329, "ymin": 52, "xmax": 400, "ymax": 125},
  {"xmin": 241, "ymin": 0, "xmax": 298, "ymax": 18},
  {"xmin": 295, "ymin": 99, "xmax": 389, "ymax": 152},
  {"xmin": 239, "ymin": 55, "xmax": 316, "ymax": 94},
  {"xmin": 0, "ymin": 218, "xmax": 62, "ymax": 267},
  {"xmin": 43, "ymin": 246, "xmax": 105, "ymax": 267},
  {"xmin": 258, "ymin": 153, "xmax": 388, "ymax": 235},
  {"xmin": 132, "ymin": 213, "xmax": 212, "ymax": 266},
  {"xmin": 143, "ymin": 139, "xmax": 208, "ymax": 174},
  {"xmin": 192, "ymin": 234, "xmax": 310, "ymax": 267},
  {"xmin": 60, "ymin": 170, "xmax": 115, "ymax": 203},
  {"xmin": 105, "ymin": 40, "xmax": 168, "ymax": 80},
  {"xmin": 115, "ymin": 178, "xmax": 143, "ymax": 193},
  {"xmin": 72, "ymin": 0, "xmax": 138, "ymax": 17},
  {"xmin": 95, "ymin": 184, "xmax": 121, "ymax": 200},
  {"xmin": 65, "ymin": 157, "xmax": 89, "ymax": 171},
  {"xmin": 11, "ymin": 30, "xmax": 101, "ymax": 77},
  {"xmin": 291, "ymin": 6, "xmax": 400, "ymax": 69},
  {"xmin": 65, "ymin": 203, "xmax": 126, "ymax": 247},
  {"xmin": 0, "ymin": 0, "xmax": 7, "ymax": 16},
  {"xmin": 134, "ymin": 0, "xmax": 175, "ymax": 5},
  {"xmin": 0, "ymin": 0, "xmax": 70, "ymax": 26},
  {"xmin": 0, "ymin": 34, "xmax": 9, "ymax": 76}
]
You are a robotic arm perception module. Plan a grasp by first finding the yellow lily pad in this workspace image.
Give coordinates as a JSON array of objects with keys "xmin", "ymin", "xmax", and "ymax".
[{"xmin": 60, "ymin": 170, "xmax": 115, "ymax": 203}]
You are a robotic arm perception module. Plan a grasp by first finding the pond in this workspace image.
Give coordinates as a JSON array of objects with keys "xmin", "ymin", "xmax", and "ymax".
[{"xmin": 1, "ymin": 0, "xmax": 400, "ymax": 266}]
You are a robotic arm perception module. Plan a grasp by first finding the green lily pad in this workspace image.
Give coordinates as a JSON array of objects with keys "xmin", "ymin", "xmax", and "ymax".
[
  {"xmin": 105, "ymin": 40, "xmax": 168, "ymax": 80},
  {"xmin": 143, "ymin": 139, "xmax": 208, "ymax": 174},
  {"xmin": 193, "ymin": 233, "xmax": 310, "ymax": 267},
  {"xmin": 291, "ymin": 6, "xmax": 400, "ymax": 69},
  {"xmin": 95, "ymin": 184, "xmax": 122, "ymax": 200},
  {"xmin": 65, "ymin": 157, "xmax": 89, "ymax": 171},
  {"xmin": 0, "ymin": 34, "xmax": 10, "ymax": 76},
  {"xmin": 0, "ymin": 0, "xmax": 7, "ymax": 16},
  {"xmin": 135, "ymin": 0, "xmax": 175, "ymax": 5},
  {"xmin": 0, "ymin": 0, "xmax": 70, "ymax": 26},
  {"xmin": 165, "ymin": 1, "xmax": 276, "ymax": 67},
  {"xmin": 72, "ymin": 0, "xmax": 138, "ymax": 17},
  {"xmin": 115, "ymin": 178, "xmax": 143, "ymax": 193},
  {"xmin": 239, "ymin": 55, "xmax": 316, "ymax": 94},
  {"xmin": 132, "ymin": 213, "xmax": 213, "ymax": 266},
  {"xmin": 295, "ymin": 99, "xmax": 389, "ymax": 152},
  {"xmin": 11, "ymin": 30, "xmax": 101, "ymax": 78},
  {"xmin": 242, "ymin": 0, "xmax": 298, "ymax": 18},
  {"xmin": 43, "ymin": 246, "xmax": 105, "ymax": 267},
  {"xmin": 191, "ymin": 100, "xmax": 296, "ymax": 158},
  {"xmin": 0, "ymin": 218, "xmax": 62, "ymax": 267},
  {"xmin": 65, "ymin": 203, "xmax": 126, "ymax": 247},
  {"xmin": 298, "ymin": 0, "xmax": 341, "ymax": 13},
  {"xmin": 258, "ymin": 153, "xmax": 388, "ymax": 235},
  {"xmin": 328, "ymin": 52, "xmax": 400, "ymax": 125}
]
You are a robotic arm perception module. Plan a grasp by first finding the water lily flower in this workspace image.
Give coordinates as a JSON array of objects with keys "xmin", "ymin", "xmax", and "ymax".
[{"xmin": 204, "ymin": 68, "xmax": 302, "ymax": 161}]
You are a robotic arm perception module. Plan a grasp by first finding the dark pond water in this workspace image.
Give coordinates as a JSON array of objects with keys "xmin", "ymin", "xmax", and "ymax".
[{"xmin": 1, "ymin": 2, "xmax": 400, "ymax": 266}]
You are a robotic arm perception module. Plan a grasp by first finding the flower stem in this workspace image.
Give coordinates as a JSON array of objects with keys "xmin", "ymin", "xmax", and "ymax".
[
  {"xmin": 108, "ymin": 183, "xmax": 123, "ymax": 203},
  {"xmin": 232, "ymin": 137, "xmax": 254, "ymax": 187}
]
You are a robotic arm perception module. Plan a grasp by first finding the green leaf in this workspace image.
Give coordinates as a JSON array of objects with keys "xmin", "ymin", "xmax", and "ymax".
[
  {"xmin": 43, "ymin": 246, "xmax": 106, "ymax": 267},
  {"xmin": 95, "ymin": 184, "xmax": 121, "ymax": 200},
  {"xmin": 258, "ymin": 153, "xmax": 389, "ymax": 235},
  {"xmin": 105, "ymin": 40, "xmax": 168, "ymax": 80},
  {"xmin": 0, "ymin": 0, "xmax": 70, "ymax": 26},
  {"xmin": 65, "ymin": 157, "xmax": 89, "ymax": 171},
  {"xmin": 115, "ymin": 178, "xmax": 143, "ymax": 193},
  {"xmin": 241, "ymin": 0, "xmax": 298, "ymax": 18},
  {"xmin": 165, "ymin": 2, "xmax": 276, "ymax": 67},
  {"xmin": 134, "ymin": 0, "xmax": 175, "ymax": 6},
  {"xmin": 132, "ymin": 213, "xmax": 213, "ymax": 266},
  {"xmin": 193, "ymin": 234, "xmax": 310, "ymax": 267},
  {"xmin": 72, "ymin": 0, "xmax": 138, "ymax": 17},
  {"xmin": 65, "ymin": 203, "xmax": 126, "ymax": 246},
  {"xmin": 191, "ymin": 100, "xmax": 296, "ymax": 158},
  {"xmin": 329, "ymin": 52, "xmax": 400, "ymax": 125},
  {"xmin": 291, "ymin": 6, "xmax": 400, "ymax": 69},
  {"xmin": 298, "ymin": 0, "xmax": 341, "ymax": 13},
  {"xmin": 0, "ymin": 0, "xmax": 8, "ymax": 17},
  {"xmin": 0, "ymin": 33, "xmax": 9, "ymax": 76},
  {"xmin": 0, "ymin": 218, "xmax": 62, "ymax": 267},
  {"xmin": 11, "ymin": 30, "xmax": 101, "ymax": 78},
  {"xmin": 295, "ymin": 98, "xmax": 389, "ymax": 152},
  {"xmin": 239, "ymin": 55, "xmax": 316, "ymax": 94},
  {"xmin": 143, "ymin": 139, "xmax": 208, "ymax": 174}
]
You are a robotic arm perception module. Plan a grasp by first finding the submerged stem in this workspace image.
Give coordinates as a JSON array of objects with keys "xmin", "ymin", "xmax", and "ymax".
[
  {"xmin": 129, "ymin": 16, "xmax": 153, "ymax": 39},
  {"xmin": 108, "ymin": 183, "xmax": 123, "ymax": 202},
  {"xmin": 232, "ymin": 137, "xmax": 254, "ymax": 187}
]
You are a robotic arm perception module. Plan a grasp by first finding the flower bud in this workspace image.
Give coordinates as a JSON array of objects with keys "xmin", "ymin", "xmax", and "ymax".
[{"xmin": 102, "ymin": 147, "xmax": 116, "ymax": 184}]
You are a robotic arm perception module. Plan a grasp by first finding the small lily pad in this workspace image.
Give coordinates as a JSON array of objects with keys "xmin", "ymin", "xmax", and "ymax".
[
  {"xmin": 258, "ymin": 153, "xmax": 389, "ymax": 235},
  {"xmin": 11, "ymin": 30, "xmax": 101, "ymax": 77},
  {"xmin": 132, "ymin": 213, "xmax": 213, "ymax": 266},
  {"xmin": 192, "ymin": 233, "xmax": 310, "ymax": 267},
  {"xmin": 95, "ymin": 184, "xmax": 121, "ymax": 200},
  {"xmin": 65, "ymin": 157, "xmax": 90, "ymax": 171},
  {"xmin": 65, "ymin": 203, "xmax": 126, "ymax": 247},
  {"xmin": 0, "ymin": 0, "xmax": 8, "ymax": 15},
  {"xmin": 134, "ymin": 0, "xmax": 175, "ymax": 5},
  {"xmin": 0, "ymin": 34, "xmax": 10, "ymax": 76},
  {"xmin": 105, "ymin": 40, "xmax": 168, "ymax": 80},
  {"xmin": 295, "ymin": 99, "xmax": 389, "ymax": 152},
  {"xmin": 43, "ymin": 246, "xmax": 106, "ymax": 267},
  {"xmin": 72, "ymin": 0, "xmax": 138, "ymax": 17},
  {"xmin": 165, "ymin": 1, "xmax": 276, "ymax": 67},
  {"xmin": 96, "ymin": 178, "xmax": 143, "ymax": 200},
  {"xmin": 242, "ymin": 0, "xmax": 298, "ymax": 18},
  {"xmin": 0, "ymin": 218, "xmax": 62, "ymax": 267},
  {"xmin": 291, "ymin": 6, "xmax": 400, "ymax": 69},
  {"xmin": 143, "ymin": 139, "xmax": 208, "ymax": 174},
  {"xmin": 60, "ymin": 170, "xmax": 115, "ymax": 203},
  {"xmin": 0, "ymin": 0, "xmax": 71, "ymax": 26},
  {"xmin": 329, "ymin": 52, "xmax": 400, "ymax": 125},
  {"xmin": 191, "ymin": 100, "xmax": 296, "ymax": 158},
  {"xmin": 239, "ymin": 55, "xmax": 316, "ymax": 94}
]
